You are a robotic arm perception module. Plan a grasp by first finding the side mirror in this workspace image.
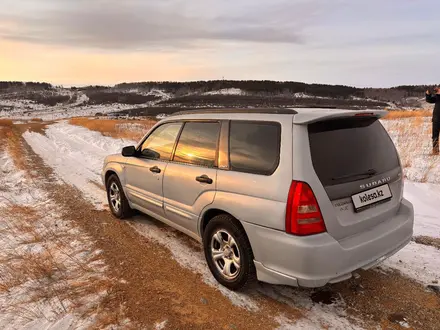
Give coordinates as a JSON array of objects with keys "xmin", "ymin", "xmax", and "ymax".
[
  {"xmin": 122, "ymin": 146, "xmax": 136, "ymax": 157},
  {"xmin": 141, "ymin": 148, "xmax": 160, "ymax": 159}
]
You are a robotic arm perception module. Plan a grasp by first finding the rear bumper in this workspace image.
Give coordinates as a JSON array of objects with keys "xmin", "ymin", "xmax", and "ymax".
[{"xmin": 243, "ymin": 198, "xmax": 414, "ymax": 288}]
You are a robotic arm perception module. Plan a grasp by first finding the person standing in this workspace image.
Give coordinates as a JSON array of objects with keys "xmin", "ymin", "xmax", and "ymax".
[{"xmin": 426, "ymin": 87, "xmax": 440, "ymax": 155}]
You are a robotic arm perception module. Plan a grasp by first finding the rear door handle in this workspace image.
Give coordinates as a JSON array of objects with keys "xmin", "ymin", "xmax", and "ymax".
[
  {"xmin": 196, "ymin": 175, "xmax": 213, "ymax": 184},
  {"xmin": 150, "ymin": 166, "xmax": 161, "ymax": 173}
]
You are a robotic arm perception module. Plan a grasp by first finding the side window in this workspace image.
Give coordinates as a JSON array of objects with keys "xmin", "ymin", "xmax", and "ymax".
[
  {"xmin": 229, "ymin": 121, "xmax": 280, "ymax": 175},
  {"xmin": 140, "ymin": 122, "xmax": 182, "ymax": 160},
  {"xmin": 173, "ymin": 122, "xmax": 220, "ymax": 167}
]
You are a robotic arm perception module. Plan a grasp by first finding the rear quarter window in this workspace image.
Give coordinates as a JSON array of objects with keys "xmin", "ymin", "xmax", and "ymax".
[{"xmin": 229, "ymin": 121, "xmax": 281, "ymax": 175}]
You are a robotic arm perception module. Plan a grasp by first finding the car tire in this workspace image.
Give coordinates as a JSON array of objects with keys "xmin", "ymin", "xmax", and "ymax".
[
  {"xmin": 106, "ymin": 174, "xmax": 132, "ymax": 219},
  {"xmin": 203, "ymin": 214, "xmax": 257, "ymax": 291}
]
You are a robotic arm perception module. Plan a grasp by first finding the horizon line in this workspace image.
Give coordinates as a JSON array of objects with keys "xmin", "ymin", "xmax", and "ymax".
[{"xmin": 1, "ymin": 79, "xmax": 438, "ymax": 90}]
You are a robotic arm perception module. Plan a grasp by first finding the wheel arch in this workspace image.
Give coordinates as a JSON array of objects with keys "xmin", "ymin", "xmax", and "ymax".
[
  {"xmin": 103, "ymin": 164, "xmax": 131, "ymax": 208},
  {"xmin": 105, "ymin": 170, "xmax": 117, "ymax": 186},
  {"xmin": 199, "ymin": 208, "xmax": 248, "ymax": 240},
  {"xmin": 103, "ymin": 162, "xmax": 125, "ymax": 187}
]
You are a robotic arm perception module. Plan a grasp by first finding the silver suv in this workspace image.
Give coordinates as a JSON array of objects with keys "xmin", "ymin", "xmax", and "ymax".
[{"xmin": 102, "ymin": 108, "xmax": 414, "ymax": 290}]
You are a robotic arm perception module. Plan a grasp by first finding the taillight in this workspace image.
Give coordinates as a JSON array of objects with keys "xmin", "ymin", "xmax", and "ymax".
[{"xmin": 285, "ymin": 181, "xmax": 326, "ymax": 236}]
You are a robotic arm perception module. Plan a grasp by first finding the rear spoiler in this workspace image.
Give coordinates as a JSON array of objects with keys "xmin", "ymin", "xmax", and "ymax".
[{"xmin": 292, "ymin": 109, "xmax": 387, "ymax": 125}]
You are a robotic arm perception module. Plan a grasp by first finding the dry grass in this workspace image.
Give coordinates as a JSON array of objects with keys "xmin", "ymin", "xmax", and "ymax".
[
  {"xmin": 0, "ymin": 124, "xmax": 39, "ymax": 172},
  {"xmin": 386, "ymin": 117, "xmax": 426, "ymax": 171},
  {"xmin": 0, "ymin": 202, "xmax": 113, "ymax": 324},
  {"xmin": 19, "ymin": 251, "xmax": 60, "ymax": 281},
  {"xmin": 0, "ymin": 128, "xmax": 7, "ymax": 148},
  {"xmin": 69, "ymin": 117, "xmax": 157, "ymax": 141},
  {"xmin": 0, "ymin": 119, "xmax": 13, "ymax": 127},
  {"xmin": 5, "ymin": 129, "xmax": 27, "ymax": 170},
  {"xmin": 383, "ymin": 109, "xmax": 432, "ymax": 120},
  {"xmin": 0, "ymin": 222, "xmax": 59, "ymax": 295},
  {"xmin": 412, "ymin": 115, "xmax": 424, "ymax": 128},
  {"xmin": 383, "ymin": 116, "xmax": 440, "ymax": 183},
  {"xmin": 421, "ymin": 159, "xmax": 439, "ymax": 183},
  {"xmin": 0, "ymin": 125, "xmax": 26, "ymax": 170},
  {"xmin": 4, "ymin": 204, "xmax": 39, "ymax": 218},
  {"xmin": 1, "ymin": 205, "xmax": 39, "ymax": 234}
]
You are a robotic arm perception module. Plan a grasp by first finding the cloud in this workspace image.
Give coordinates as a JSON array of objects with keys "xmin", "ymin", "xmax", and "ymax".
[{"xmin": 0, "ymin": 0, "xmax": 331, "ymax": 50}]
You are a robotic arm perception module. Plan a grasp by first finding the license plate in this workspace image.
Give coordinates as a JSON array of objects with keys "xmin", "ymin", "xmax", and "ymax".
[{"xmin": 351, "ymin": 184, "xmax": 392, "ymax": 211}]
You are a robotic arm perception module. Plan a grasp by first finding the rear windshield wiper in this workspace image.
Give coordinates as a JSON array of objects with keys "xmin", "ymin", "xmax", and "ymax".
[{"xmin": 331, "ymin": 168, "xmax": 377, "ymax": 182}]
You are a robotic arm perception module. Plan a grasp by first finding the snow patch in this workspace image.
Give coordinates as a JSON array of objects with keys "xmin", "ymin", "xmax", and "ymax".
[
  {"xmin": 294, "ymin": 92, "xmax": 314, "ymax": 99},
  {"xmin": 115, "ymin": 122, "xmax": 150, "ymax": 134},
  {"xmin": 23, "ymin": 122, "xmax": 134, "ymax": 209},
  {"xmin": 0, "ymin": 152, "xmax": 46, "ymax": 207},
  {"xmin": 154, "ymin": 320, "xmax": 168, "ymax": 330},
  {"xmin": 148, "ymin": 89, "xmax": 172, "ymax": 100},
  {"xmin": 404, "ymin": 181, "xmax": 440, "ymax": 238},
  {"xmin": 260, "ymin": 284, "xmax": 363, "ymax": 330},
  {"xmin": 72, "ymin": 92, "xmax": 89, "ymax": 106},
  {"xmin": 203, "ymin": 88, "xmax": 245, "ymax": 96},
  {"xmin": 276, "ymin": 312, "xmax": 362, "ymax": 330},
  {"xmin": 293, "ymin": 93, "xmax": 328, "ymax": 99},
  {"xmin": 397, "ymin": 319, "xmax": 411, "ymax": 329},
  {"xmin": 383, "ymin": 242, "xmax": 440, "ymax": 285}
]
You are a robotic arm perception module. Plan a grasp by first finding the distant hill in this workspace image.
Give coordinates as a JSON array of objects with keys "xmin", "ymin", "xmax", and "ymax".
[
  {"xmin": 115, "ymin": 80, "xmax": 435, "ymax": 104},
  {"xmin": 0, "ymin": 80, "xmax": 436, "ymax": 118}
]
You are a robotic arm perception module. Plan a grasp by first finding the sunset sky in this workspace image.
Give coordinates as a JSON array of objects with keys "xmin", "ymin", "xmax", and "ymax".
[{"xmin": 1, "ymin": 0, "xmax": 439, "ymax": 87}]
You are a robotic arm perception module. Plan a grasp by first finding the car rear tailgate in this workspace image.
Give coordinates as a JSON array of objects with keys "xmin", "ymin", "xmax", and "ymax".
[{"xmin": 292, "ymin": 112, "xmax": 404, "ymax": 241}]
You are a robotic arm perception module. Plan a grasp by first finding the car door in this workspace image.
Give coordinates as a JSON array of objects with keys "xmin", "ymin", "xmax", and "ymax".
[
  {"xmin": 163, "ymin": 121, "xmax": 221, "ymax": 234},
  {"xmin": 124, "ymin": 122, "xmax": 182, "ymax": 217}
]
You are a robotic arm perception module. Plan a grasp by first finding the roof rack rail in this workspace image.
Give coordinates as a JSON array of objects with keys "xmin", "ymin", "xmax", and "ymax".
[{"xmin": 170, "ymin": 108, "xmax": 298, "ymax": 116}]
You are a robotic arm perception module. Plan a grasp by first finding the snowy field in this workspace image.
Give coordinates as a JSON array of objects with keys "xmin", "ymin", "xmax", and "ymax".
[{"xmin": 14, "ymin": 119, "xmax": 440, "ymax": 329}]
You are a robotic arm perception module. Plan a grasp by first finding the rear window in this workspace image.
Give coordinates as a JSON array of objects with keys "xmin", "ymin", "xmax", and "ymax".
[
  {"xmin": 308, "ymin": 117, "xmax": 399, "ymax": 186},
  {"xmin": 229, "ymin": 121, "xmax": 280, "ymax": 175}
]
